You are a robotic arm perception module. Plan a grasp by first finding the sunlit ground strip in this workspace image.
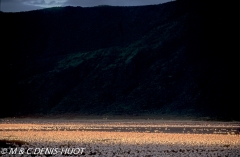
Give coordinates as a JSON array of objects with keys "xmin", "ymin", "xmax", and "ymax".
[
  {"xmin": 0, "ymin": 120, "xmax": 240, "ymax": 156},
  {"xmin": 1, "ymin": 131, "xmax": 240, "ymax": 145},
  {"xmin": 1, "ymin": 131, "xmax": 240, "ymax": 156},
  {"xmin": 0, "ymin": 121, "xmax": 239, "ymax": 134}
]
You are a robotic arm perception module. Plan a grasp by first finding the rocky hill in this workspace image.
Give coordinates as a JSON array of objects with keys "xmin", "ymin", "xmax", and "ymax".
[{"xmin": 1, "ymin": 1, "xmax": 238, "ymax": 120}]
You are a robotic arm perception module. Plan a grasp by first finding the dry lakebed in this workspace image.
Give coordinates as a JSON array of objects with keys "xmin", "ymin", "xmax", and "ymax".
[{"xmin": 0, "ymin": 117, "xmax": 239, "ymax": 156}]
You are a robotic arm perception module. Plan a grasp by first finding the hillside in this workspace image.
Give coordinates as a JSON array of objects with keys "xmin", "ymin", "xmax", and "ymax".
[{"xmin": 1, "ymin": 1, "xmax": 238, "ymax": 120}]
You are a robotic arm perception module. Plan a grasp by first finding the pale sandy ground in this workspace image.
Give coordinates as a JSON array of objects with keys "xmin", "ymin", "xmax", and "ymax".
[{"xmin": 0, "ymin": 119, "xmax": 240, "ymax": 156}]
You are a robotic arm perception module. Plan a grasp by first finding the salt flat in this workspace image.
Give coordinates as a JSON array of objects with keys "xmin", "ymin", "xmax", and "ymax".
[{"xmin": 0, "ymin": 119, "xmax": 240, "ymax": 156}]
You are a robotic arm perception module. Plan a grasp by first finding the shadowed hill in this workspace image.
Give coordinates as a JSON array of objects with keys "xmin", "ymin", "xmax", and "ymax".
[{"xmin": 1, "ymin": 1, "xmax": 238, "ymax": 120}]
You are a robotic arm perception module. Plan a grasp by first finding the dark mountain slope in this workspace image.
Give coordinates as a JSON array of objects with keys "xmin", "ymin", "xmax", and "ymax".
[{"xmin": 1, "ymin": 1, "xmax": 238, "ymax": 120}]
